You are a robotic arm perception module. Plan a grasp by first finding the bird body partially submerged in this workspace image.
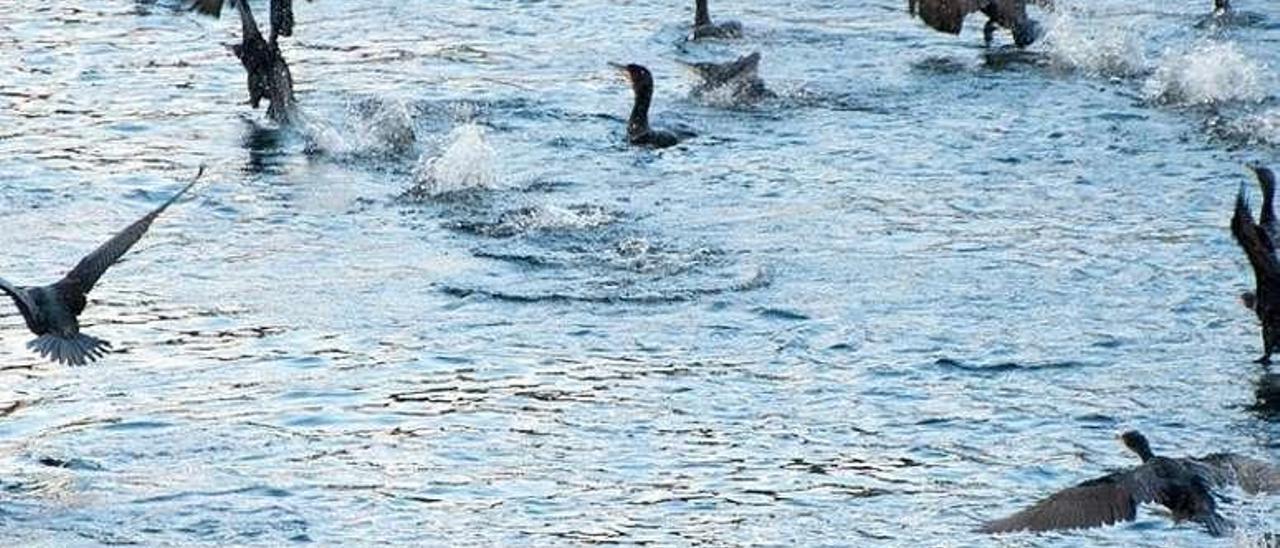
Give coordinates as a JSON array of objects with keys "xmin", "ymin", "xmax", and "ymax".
[
  {"xmin": 0, "ymin": 167, "xmax": 204, "ymax": 365},
  {"xmin": 980, "ymin": 431, "xmax": 1280, "ymax": 537},
  {"xmin": 1231, "ymin": 165, "xmax": 1280, "ymax": 363},
  {"xmin": 908, "ymin": 0, "xmax": 1050, "ymax": 47}
]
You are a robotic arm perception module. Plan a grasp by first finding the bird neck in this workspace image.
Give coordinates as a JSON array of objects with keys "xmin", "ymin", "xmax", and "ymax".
[
  {"xmin": 628, "ymin": 83, "xmax": 653, "ymax": 137},
  {"xmin": 695, "ymin": 0, "xmax": 712, "ymax": 27},
  {"xmin": 1261, "ymin": 173, "xmax": 1276, "ymax": 222},
  {"xmin": 1133, "ymin": 443, "xmax": 1155, "ymax": 462}
]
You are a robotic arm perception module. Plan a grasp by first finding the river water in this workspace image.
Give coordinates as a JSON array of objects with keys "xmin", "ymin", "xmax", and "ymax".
[{"xmin": 1, "ymin": 1, "xmax": 1279, "ymax": 545}]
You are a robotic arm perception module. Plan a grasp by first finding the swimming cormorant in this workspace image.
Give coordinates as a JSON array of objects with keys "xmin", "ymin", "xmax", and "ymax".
[
  {"xmin": 908, "ymin": 0, "xmax": 1049, "ymax": 48},
  {"xmin": 0, "ymin": 167, "xmax": 204, "ymax": 366},
  {"xmin": 980, "ymin": 431, "xmax": 1247, "ymax": 536},
  {"xmin": 611, "ymin": 63, "xmax": 692, "ymax": 149},
  {"xmin": 678, "ymin": 51, "xmax": 772, "ymax": 104},
  {"xmin": 690, "ymin": 0, "xmax": 743, "ymax": 40},
  {"xmin": 1232, "ymin": 165, "xmax": 1280, "ymax": 363}
]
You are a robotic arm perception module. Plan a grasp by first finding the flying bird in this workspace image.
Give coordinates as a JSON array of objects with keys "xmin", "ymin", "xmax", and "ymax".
[
  {"xmin": 193, "ymin": 0, "xmax": 297, "ymax": 123},
  {"xmin": 1232, "ymin": 165, "xmax": 1280, "ymax": 363},
  {"xmin": 611, "ymin": 63, "xmax": 694, "ymax": 149},
  {"xmin": 979, "ymin": 431, "xmax": 1280, "ymax": 537},
  {"xmin": 908, "ymin": 0, "xmax": 1051, "ymax": 48},
  {"xmin": 0, "ymin": 167, "xmax": 205, "ymax": 366}
]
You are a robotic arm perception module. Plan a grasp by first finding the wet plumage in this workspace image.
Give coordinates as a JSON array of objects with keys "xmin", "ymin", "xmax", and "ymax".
[
  {"xmin": 613, "ymin": 63, "xmax": 694, "ymax": 149},
  {"xmin": 907, "ymin": 0, "xmax": 1050, "ymax": 47},
  {"xmin": 690, "ymin": 0, "xmax": 742, "ymax": 40},
  {"xmin": 1232, "ymin": 165, "xmax": 1280, "ymax": 363},
  {"xmin": 979, "ymin": 431, "xmax": 1280, "ymax": 537},
  {"xmin": 0, "ymin": 167, "xmax": 204, "ymax": 366}
]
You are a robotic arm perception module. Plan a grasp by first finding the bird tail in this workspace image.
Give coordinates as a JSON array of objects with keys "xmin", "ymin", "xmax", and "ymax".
[{"xmin": 27, "ymin": 334, "xmax": 112, "ymax": 366}]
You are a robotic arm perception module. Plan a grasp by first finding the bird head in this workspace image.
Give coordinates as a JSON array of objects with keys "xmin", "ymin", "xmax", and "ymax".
[
  {"xmin": 1119, "ymin": 430, "xmax": 1155, "ymax": 462},
  {"xmin": 610, "ymin": 62, "xmax": 654, "ymax": 94}
]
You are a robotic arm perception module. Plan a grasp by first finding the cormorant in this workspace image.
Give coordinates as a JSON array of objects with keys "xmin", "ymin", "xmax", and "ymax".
[
  {"xmin": 0, "ymin": 167, "xmax": 204, "ymax": 366},
  {"xmin": 1232, "ymin": 165, "xmax": 1280, "ymax": 363},
  {"xmin": 979, "ymin": 431, "xmax": 1280, "ymax": 536},
  {"xmin": 193, "ymin": 0, "xmax": 297, "ymax": 124},
  {"xmin": 611, "ymin": 63, "xmax": 693, "ymax": 148}
]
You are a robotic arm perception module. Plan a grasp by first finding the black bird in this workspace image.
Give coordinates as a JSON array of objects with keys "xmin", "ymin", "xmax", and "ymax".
[
  {"xmin": 611, "ymin": 63, "xmax": 693, "ymax": 149},
  {"xmin": 1232, "ymin": 165, "xmax": 1280, "ymax": 363},
  {"xmin": 190, "ymin": 0, "xmax": 309, "ymax": 42},
  {"xmin": 194, "ymin": 0, "xmax": 297, "ymax": 124},
  {"xmin": 0, "ymin": 167, "xmax": 204, "ymax": 366},
  {"xmin": 678, "ymin": 51, "xmax": 772, "ymax": 104},
  {"xmin": 690, "ymin": 0, "xmax": 743, "ymax": 40},
  {"xmin": 980, "ymin": 431, "xmax": 1237, "ymax": 536},
  {"xmin": 908, "ymin": 0, "xmax": 1050, "ymax": 48}
]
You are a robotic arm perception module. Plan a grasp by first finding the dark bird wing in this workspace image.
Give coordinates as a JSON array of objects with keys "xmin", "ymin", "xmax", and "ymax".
[
  {"xmin": 58, "ymin": 166, "xmax": 204, "ymax": 296},
  {"xmin": 232, "ymin": 0, "xmax": 267, "ymax": 46},
  {"xmin": 979, "ymin": 469, "xmax": 1153, "ymax": 533},
  {"xmin": 1254, "ymin": 166, "xmax": 1279, "ymax": 240},
  {"xmin": 909, "ymin": 0, "xmax": 986, "ymax": 34},
  {"xmin": 982, "ymin": 460, "xmax": 1230, "ymax": 536},
  {"xmin": 0, "ymin": 278, "xmax": 38, "ymax": 329},
  {"xmin": 1232, "ymin": 184, "xmax": 1280, "ymax": 296},
  {"xmin": 1195, "ymin": 453, "xmax": 1280, "ymax": 494},
  {"xmin": 270, "ymin": 0, "xmax": 294, "ymax": 41}
]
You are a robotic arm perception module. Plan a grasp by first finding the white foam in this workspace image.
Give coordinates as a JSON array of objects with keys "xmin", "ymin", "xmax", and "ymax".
[
  {"xmin": 1143, "ymin": 41, "xmax": 1266, "ymax": 105},
  {"xmin": 1042, "ymin": 9, "xmax": 1149, "ymax": 79},
  {"xmin": 300, "ymin": 98, "xmax": 417, "ymax": 157},
  {"xmin": 409, "ymin": 123, "xmax": 497, "ymax": 196}
]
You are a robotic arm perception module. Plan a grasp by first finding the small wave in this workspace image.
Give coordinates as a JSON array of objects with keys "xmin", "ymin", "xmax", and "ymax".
[
  {"xmin": 1143, "ymin": 41, "xmax": 1266, "ymax": 105},
  {"xmin": 440, "ymin": 265, "xmax": 771, "ymax": 304},
  {"xmin": 447, "ymin": 204, "xmax": 616, "ymax": 238},
  {"xmin": 404, "ymin": 123, "xmax": 497, "ymax": 198},
  {"xmin": 1043, "ymin": 9, "xmax": 1148, "ymax": 78},
  {"xmin": 933, "ymin": 358, "xmax": 1091, "ymax": 374}
]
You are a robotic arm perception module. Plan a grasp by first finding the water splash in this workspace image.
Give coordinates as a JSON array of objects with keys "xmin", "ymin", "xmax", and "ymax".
[
  {"xmin": 405, "ymin": 123, "xmax": 497, "ymax": 198},
  {"xmin": 300, "ymin": 98, "xmax": 417, "ymax": 158},
  {"xmin": 1143, "ymin": 42, "xmax": 1266, "ymax": 105},
  {"xmin": 1225, "ymin": 107, "xmax": 1280, "ymax": 145},
  {"xmin": 1042, "ymin": 9, "xmax": 1149, "ymax": 79}
]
